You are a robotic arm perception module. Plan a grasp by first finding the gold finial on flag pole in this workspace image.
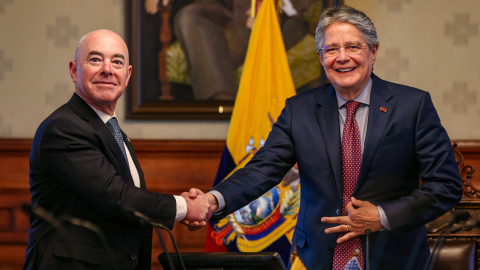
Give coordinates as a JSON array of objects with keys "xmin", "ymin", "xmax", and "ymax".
[{"xmin": 352, "ymin": 248, "xmax": 359, "ymax": 258}]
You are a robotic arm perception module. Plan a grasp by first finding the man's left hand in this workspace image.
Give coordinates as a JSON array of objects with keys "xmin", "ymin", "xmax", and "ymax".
[
  {"xmin": 180, "ymin": 188, "xmax": 211, "ymax": 231},
  {"xmin": 321, "ymin": 197, "xmax": 383, "ymax": 243}
]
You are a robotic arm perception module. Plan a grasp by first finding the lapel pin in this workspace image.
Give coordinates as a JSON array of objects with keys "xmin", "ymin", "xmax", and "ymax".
[{"xmin": 380, "ymin": 107, "xmax": 387, "ymax": 113}]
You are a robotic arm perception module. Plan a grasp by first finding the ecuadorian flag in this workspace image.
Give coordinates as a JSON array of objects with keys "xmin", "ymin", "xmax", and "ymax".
[{"xmin": 204, "ymin": 0, "xmax": 305, "ymax": 268}]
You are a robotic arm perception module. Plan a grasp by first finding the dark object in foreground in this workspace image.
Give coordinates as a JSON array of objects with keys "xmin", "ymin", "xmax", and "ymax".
[{"xmin": 159, "ymin": 252, "xmax": 286, "ymax": 270}]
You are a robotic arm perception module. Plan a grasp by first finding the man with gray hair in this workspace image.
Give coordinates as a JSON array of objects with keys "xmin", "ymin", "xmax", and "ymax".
[
  {"xmin": 23, "ymin": 29, "xmax": 212, "ymax": 270},
  {"xmin": 187, "ymin": 5, "xmax": 462, "ymax": 270}
]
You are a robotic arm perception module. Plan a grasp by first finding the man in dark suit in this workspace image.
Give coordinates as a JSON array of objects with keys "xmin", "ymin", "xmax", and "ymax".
[
  {"xmin": 187, "ymin": 5, "xmax": 463, "ymax": 270},
  {"xmin": 23, "ymin": 29, "xmax": 212, "ymax": 270}
]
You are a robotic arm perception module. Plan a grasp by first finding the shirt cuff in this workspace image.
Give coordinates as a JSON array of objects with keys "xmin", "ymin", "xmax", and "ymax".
[
  {"xmin": 208, "ymin": 190, "xmax": 226, "ymax": 213},
  {"xmin": 376, "ymin": 205, "xmax": 391, "ymax": 230},
  {"xmin": 174, "ymin": 195, "xmax": 187, "ymax": 222}
]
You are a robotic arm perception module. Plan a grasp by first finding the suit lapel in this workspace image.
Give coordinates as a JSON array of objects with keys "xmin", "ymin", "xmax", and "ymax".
[
  {"xmin": 123, "ymin": 133, "xmax": 147, "ymax": 189},
  {"xmin": 356, "ymin": 75, "xmax": 394, "ymax": 192},
  {"xmin": 67, "ymin": 93, "xmax": 135, "ymax": 186},
  {"xmin": 314, "ymin": 85, "xmax": 343, "ymax": 201}
]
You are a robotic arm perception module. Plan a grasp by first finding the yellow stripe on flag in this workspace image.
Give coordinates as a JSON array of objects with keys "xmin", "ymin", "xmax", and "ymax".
[
  {"xmin": 251, "ymin": 0, "xmax": 256, "ymax": 17},
  {"xmin": 291, "ymin": 256, "xmax": 308, "ymax": 270},
  {"xmin": 222, "ymin": 0, "xmax": 303, "ymax": 266},
  {"xmin": 227, "ymin": 0, "xmax": 296, "ymax": 165}
]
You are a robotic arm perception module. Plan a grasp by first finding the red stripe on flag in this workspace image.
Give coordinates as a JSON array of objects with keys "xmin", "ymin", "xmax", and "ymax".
[{"xmin": 205, "ymin": 224, "xmax": 228, "ymax": 252}]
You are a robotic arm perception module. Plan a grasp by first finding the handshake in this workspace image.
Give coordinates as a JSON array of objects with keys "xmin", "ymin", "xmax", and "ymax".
[{"xmin": 180, "ymin": 188, "xmax": 219, "ymax": 231}]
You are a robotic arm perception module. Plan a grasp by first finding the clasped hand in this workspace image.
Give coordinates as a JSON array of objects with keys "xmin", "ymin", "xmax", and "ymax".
[
  {"xmin": 180, "ymin": 188, "xmax": 218, "ymax": 231},
  {"xmin": 321, "ymin": 197, "xmax": 383, "ymax": 243}
]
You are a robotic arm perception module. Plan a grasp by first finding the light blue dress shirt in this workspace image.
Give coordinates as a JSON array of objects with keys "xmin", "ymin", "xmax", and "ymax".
[{"xmin": 335, "ymin": 78, "xmax": 390, "ymax": 230}]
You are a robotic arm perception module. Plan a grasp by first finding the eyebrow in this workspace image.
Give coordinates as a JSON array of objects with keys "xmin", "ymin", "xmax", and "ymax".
[
  {"xmin": 113, "ymin": 53, "xmax": 125, "ymax": 60},
  {"xmin": 87, "ymin": 51, "xmax": 125, "ymax": 60},
  {"xmin": 88, "ymin": 51, "xmax": 103, "ymax": 58},
  {"xmin": 344, "ymin": 41, "xmax": 363, "ymax": 45},
  {"xmin": 324, "ymin": 41, "xmax": 363, "ymax": 47}
]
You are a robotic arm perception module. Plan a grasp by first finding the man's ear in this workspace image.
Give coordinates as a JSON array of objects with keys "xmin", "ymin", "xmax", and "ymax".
[
  {"xmin": 125, "ymin": 65, "xmax": 133, "ymax": 87},
  {"xmin": 317, "ymin": 51, "xmax": 325, "ymax": 67},
  {"xmin": 69, "ymin": 61, "xmax": 77, "ymax": 83},
  {"xmin": 371, "ymin": 44, "xmax": 379, "ymax": 64}
]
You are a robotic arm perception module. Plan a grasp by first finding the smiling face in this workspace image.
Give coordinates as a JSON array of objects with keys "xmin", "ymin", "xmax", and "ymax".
[
  {"xmin": 69, "ymin": 30, "xmax": 132, "ymax": 115},
  {"xmin": 319, "ymin": 22, "xmax": 378, "ymax": 99}
]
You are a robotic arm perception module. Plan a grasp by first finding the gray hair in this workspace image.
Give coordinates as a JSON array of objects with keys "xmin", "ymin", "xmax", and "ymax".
[{"xmin": 315, "ymin": 5, "xmax": 379, "ymax": 52}]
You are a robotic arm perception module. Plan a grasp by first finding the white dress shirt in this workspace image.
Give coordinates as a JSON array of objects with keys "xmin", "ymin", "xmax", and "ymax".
[{"xmin": 87, "ymin": 104, "xmax": 187, "ymax": 222}]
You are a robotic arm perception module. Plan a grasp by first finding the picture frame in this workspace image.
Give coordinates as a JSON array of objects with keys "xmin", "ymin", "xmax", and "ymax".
[
  {"xmin": 125, "ymin": 0, "xmax": 333, "ymax": 120},
  {"xmin": 125, "ymin": 0, "xmax": 234, "ymax": 120}
]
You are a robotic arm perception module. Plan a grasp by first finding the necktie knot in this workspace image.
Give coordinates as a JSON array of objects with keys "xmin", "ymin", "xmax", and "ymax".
[
  {"xmin": 345, "ymin": 101, "xmax": 360, "ymax": 118},
  {"xmin": 107, "ymin": 117, "xmax": 121, "ymax": 134}
]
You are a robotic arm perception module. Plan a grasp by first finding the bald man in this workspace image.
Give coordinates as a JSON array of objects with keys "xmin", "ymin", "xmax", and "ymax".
[{"xmin": 23, "ymin": 30, "xmax": 211, "ymax": 270}]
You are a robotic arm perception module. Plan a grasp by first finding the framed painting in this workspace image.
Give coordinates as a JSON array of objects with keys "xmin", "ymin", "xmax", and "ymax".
[
  {"xmin": 126, "ymin": 0, "xmax": 234, "ymax": 120},
  {"xmin": 125, "ymin": 0, "xmax": 327, "ymax": 120}
]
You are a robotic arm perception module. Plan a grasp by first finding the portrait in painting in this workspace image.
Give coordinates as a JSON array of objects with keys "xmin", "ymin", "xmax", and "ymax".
[{"xmin": 127, "ymin": 0, "xmax": 323, "ymax": 119}]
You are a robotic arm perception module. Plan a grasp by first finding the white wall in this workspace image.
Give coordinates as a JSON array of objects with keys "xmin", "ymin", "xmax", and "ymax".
[
  {"xmin": 0, "ymin": 0, "xmax": 478, "ymax": 140},
  {"xmin": 0, "ymin": 0, "xmax": 229, "ymax": 139},
  {"xmin": 346, "ymin": 0, "xmax": 480, "ymax": 140}
]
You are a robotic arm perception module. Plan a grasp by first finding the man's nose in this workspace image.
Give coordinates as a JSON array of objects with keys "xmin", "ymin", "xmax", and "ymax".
[
  {"xmin": 336, "ymin": 47, "xmax": 350, "ymax": 62},
  {"xmin": 101, "ymin": 62, "xmax": 113, "ymax": 76}
]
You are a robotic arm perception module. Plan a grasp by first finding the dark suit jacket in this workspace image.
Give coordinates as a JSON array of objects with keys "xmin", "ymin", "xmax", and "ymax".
[
  {"xmin": 23, "ymin": 93, "xmax": 176, "ymax": 270},
  {"xmin": 212, "ymin": 74, "xmax": 463, "ymax": 270}
]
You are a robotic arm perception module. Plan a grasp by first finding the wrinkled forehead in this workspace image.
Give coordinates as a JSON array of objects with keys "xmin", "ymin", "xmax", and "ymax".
[{"xmin": 322, "ymin": 22, "xmax": 366, "ymax": 46}]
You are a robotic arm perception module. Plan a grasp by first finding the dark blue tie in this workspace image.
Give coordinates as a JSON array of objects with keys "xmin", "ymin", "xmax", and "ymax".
[{"xmin": 106, "ymin": 117, "xmax": 129, "ymax": 168}]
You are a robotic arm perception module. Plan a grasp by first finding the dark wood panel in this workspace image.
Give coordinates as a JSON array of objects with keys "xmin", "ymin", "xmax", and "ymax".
[
  {"xmin": 457, "ymin": 141, "xmax": 480, "ymax": 190},
  {"xmin": 1, "ymin": 139, "xmax": 479, "ymax": 269},
  {"xmin": 427, "ymin": 142, "xmax": 480, "ymax": 269},
  {"xmin": 0, "ymin": 139, "xmax": 224, "ymax": 269},
  {"xmin": 0, "ymin": 244, "xmax": 28, "ymax": 269}
]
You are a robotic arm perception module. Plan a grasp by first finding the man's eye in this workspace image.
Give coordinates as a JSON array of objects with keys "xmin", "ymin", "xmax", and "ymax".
[
  {"xmin": 113, "ymin": 60, "xmax": 123, "ymax": 65},
  {"xmin": 349, "ymin": 45, "xmax": 360, "ymax": 50},
  {"xmin": 90, "ymin": 58, "xmax": 101, "ymax": 63},
  {"xmin": 326, "ymin": 47, "xmax": 338, "ymax": 52}
]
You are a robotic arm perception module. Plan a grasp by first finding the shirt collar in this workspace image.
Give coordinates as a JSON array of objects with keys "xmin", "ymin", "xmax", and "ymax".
[
  {"xmin": 77, "ymin": 93, "xmax": 116, "ymax": 124},
  {"xmin": 335, "ymin": 77, "xmax": 372, "ymax": 109},
  {"xmin": 89, "ymin": 105, "xmax": 116, "ymax": 124}
]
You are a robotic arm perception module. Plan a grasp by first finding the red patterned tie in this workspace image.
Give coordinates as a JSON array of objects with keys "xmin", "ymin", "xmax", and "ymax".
[{"xmin": 332, "ymin": 101, "xmax": 364, "ymax": 270}]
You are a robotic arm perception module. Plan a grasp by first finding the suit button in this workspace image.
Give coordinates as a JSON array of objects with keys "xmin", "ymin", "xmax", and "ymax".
[
  {"xmin": 131, "ymin": 253, "xmax": 137, "ymax": 261},
  {"xmin": 336, "ymin": 209, "xmax": 341, "ymax": 216}
]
